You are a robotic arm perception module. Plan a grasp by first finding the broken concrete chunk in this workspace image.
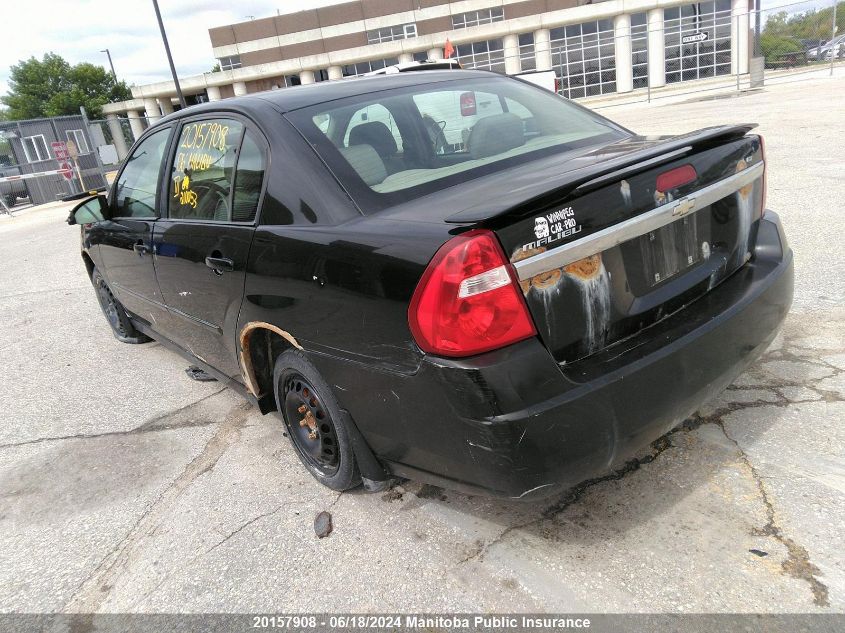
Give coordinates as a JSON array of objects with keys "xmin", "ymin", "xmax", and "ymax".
[{"xmin": 314, "ymin": 511, "xmax": 332, "ymax": 538}]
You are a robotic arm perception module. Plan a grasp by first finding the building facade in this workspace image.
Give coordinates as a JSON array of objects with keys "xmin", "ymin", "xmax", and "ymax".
[{"xmin": 102, "ymin": 0, "xmax": 750, "ymax": 142}]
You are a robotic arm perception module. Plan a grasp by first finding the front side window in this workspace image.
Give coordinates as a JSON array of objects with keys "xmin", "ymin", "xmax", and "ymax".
[
  {"xmin": 113, "ymin": 127, "xmax": 171, "ymax": 218},
  {"xmin": 169, "ymin": 118, "xmax": 243, "ymax": 221},
  {"xmin": 289, "ymin": 77, "xmax": 624, "ymax": 213}
]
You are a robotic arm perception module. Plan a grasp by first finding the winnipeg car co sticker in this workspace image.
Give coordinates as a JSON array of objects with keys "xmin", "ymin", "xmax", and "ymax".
[{"xmin": 522, "ymin": 206, "xmax": 582, "ymax": 251}]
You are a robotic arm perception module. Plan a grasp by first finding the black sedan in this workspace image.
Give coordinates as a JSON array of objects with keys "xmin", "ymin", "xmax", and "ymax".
[{"xmin": 68, "ymin": 70, "xmax": 792, "ymax": 500}]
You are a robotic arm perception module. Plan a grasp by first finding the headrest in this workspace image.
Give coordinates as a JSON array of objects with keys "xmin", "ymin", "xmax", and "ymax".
[
  {"xmin": 467, "ymin": 112, "xmax": 525, "ymax": 160},
  {"xmin": 349, "ymin": 121, "xmax": 398, "ymax": 157},
  {"xmin": 338, "ymin": 144, "xmax": 387, "ymax": 186}
]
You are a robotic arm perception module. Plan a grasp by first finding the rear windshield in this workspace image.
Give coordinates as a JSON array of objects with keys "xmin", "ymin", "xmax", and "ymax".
[{"xmin": 286, "ymin": 76, "xmax": 625, "ymax": 213}]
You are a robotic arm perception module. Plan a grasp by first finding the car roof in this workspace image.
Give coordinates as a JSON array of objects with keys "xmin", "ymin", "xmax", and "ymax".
[{"xmin": 160, "ymin": 69, "xmax": 499, "ymax": 124}]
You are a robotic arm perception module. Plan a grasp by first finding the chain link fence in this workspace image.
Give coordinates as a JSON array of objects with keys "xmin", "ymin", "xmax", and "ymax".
[
  {"xmin": 0, "ymin": 114, "xmax": 110, "ymax": 212},
  {"xmin": 754, "ymin": 0, "xmax": 843, "ymax": 74}
]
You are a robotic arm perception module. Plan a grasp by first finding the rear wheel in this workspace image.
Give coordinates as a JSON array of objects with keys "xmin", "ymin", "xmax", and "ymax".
[
  {"xmin": 91, "ymin": 267, "xmax": 150, "ymax": 344},
  {"xmin": 273, "ymin": 349, "xmax": 360, "ymax": 491}
]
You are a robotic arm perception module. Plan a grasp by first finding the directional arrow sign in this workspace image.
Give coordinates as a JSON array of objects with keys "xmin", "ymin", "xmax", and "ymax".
[{"xmin": 682, "ymin": 31, "xmax": 709, "ymax": 44}]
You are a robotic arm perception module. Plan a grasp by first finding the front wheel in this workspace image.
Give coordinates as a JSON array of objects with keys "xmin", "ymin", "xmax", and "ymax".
[
  {"xmin": 273, "ymin": 349, "xmax": 361, "ymax": 491},
  {"xmin": 91, "ymin": 267, "xmax": 150, "ymax": 344}
]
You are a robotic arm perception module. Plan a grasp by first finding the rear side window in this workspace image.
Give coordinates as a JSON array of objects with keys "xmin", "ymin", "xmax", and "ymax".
[
  {"xmin": 113, "ymin": 128, "xmax": 170, "ymax": 218},
  {"xmin": 169, "ymin": 119, "xmax": 243, "ymax": 221},
  {"xmin": 288, "ymin": 76, "xmax": 624, "ymax": 213},
  {"xmin": 231, "ymin": 131, "xmax": 266, "ymax": 222}
]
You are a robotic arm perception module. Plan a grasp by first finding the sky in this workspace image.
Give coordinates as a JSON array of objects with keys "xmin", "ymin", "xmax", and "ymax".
[
  {"xmin": 0, "ymin": 0, "xmax": 344, "ymax": 96},
  {"xmin": 1, "ymin": 0, "xmax": 835, "ymax": 98}
]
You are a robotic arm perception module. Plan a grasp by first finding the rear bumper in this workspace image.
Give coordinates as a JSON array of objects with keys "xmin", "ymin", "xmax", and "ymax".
[{"xmin": 317, "ymin": 211, "xmax": 793, "ymax": 500}]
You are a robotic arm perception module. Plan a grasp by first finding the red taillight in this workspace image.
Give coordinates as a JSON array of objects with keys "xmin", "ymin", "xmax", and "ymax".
[
  {"xmin": 656, "ymin": 164, "xmax": 697, "ymax": 192},
  {"xmin": 408, "ymin": 230, "xmax": 537, "ymax": 357}
]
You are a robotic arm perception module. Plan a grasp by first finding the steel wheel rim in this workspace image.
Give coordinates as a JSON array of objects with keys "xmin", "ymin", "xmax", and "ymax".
[
  {"xmin": 95, "ymin": 276, "xmax": 125, "ymax": 336},
  {"xmin": 281, "ymin": 372, "xmax": 340, "ymax": 476}
]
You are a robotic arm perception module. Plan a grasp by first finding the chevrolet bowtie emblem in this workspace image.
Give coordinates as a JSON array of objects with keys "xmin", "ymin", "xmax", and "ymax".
[{"xmin": 672, "ymin": 198, "xmax": 696, "ymax": 217}]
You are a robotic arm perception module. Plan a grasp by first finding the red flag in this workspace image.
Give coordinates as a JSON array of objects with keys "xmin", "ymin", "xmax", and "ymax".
[{"xmin": 444, "ymin": 39, "xmax": 455, "ymax": 59}]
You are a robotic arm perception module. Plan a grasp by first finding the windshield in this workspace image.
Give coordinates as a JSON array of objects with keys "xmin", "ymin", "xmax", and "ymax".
[{"xmin": 286, "ymin": 76, "xmax": 626, "ymax": 213}]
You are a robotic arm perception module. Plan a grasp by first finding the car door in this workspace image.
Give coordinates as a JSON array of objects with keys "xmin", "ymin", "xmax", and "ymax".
[
  {"xmin": 152, "ymin": 116, "xmax": 267, "ymax": 379},
  {"xmin": 98, "ymin": 126, "xmax": 172, "ymax": 324}
]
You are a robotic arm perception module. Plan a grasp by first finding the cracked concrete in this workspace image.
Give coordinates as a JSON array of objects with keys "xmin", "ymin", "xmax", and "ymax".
[{"xmin": 1, "ymin": 74, "xmax": 844, "ymax": 614}]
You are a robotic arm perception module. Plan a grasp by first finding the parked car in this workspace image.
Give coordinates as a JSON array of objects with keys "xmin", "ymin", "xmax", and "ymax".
[
  {"xmin": 68, "ymin": 70, "xmax": 792, "ymax": 500},
  {"xmin": 514, "ymin": 69, "xmax": 559, "ymax": 93},
  {"xmin": 808, "ymin": 34, "xmax": 845, "ymax": 60},
  {"xmin": 365, "ymin": 58, "xmax": 462, "ymax": 75}
]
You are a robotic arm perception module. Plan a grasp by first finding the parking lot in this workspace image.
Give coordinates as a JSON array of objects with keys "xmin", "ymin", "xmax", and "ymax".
[{"xmin": 1, "ymin": 74, "xmax": 843, "ymax": 614}]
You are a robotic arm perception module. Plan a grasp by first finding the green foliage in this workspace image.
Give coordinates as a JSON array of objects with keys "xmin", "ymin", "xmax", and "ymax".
[
  {"xmin": 760, "ymin": 33, "xmax": 804, "ymax": 63},
  {"xmin": 763, "ymin": 2, "xmax": 844, "ymax": 41},
  {"xmin": 1, "ymin": 53, "xmax": 132, "ymax": 121}
]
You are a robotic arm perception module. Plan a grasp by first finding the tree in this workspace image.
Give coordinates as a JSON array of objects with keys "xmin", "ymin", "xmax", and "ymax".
[{"xmin": 1, "ymin": 53, "xmax": 131, "ymax": 121}]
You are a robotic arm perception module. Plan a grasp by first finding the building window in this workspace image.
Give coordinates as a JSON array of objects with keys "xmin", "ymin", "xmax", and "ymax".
[
  {"xmin": 341, "ymin": 58, "xmax": 399, "ymax": 77},
  {"xmin": 451, "ymin": 7, "xmax": 504, "ymax": 29},
  {"xmin": 518, "ymin": 32, "xmax": 536, "ymax": 71},
  {"xmin": 219, "ymin": 55, "xmax": 242, "ymax": 70},
  {"xmin": 367, "ymin": 23, "xmax": 417, "ymax": 44},
  {"xmin": 631, "ymin": 13, "xmax": 649, "ymax": 89},
  {"xmin": 413, "ymin": 51, "xmax": 429, "ymax": 62},
  {"xmin": 22, "ymin": 134, "xmax": 50, "ymax": 162},
  {"xmin": 65, "ymin": 129, "xmax": 89, "ymax": 154},
  {"xmin": 455, "ymin": 39, "xmax": 505, "ymax": 74},
  {"xmin": 550, "ymin": 19, "xmax": 616, "ymax": 99},
  {"xmin": 664, "ymin": 1, "xmax": 733, "ymax": 84},
  {"xmin": 313, "ymin": 69, "xmax": 330, "ymax": 82}
]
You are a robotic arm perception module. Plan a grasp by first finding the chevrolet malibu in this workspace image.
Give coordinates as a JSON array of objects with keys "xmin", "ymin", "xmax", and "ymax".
[{"xmin": 68, "ymin": 70, "xmax": 793, "ymax": 500}]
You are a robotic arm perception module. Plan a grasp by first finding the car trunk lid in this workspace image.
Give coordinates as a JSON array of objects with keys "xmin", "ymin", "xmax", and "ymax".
[{"xmin": 487, "ymin": 129, "xmax": 766, "ymax": 365}]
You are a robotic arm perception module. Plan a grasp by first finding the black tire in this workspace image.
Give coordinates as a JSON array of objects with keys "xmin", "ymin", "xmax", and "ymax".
[
  {"xmin": 273, "ymin": 349, "xmax": 361, "ymax": 491},
  {"xmin": 4, "ymin": 194, "xmax": 15, "ymax": 208},
  {"xmin": 91, "ymin": 267, "xmax": 150, "ymax": 344}
]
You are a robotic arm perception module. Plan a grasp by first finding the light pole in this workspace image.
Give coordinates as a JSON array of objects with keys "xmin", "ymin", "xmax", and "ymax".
[
  {"xmin": 100, "ymin": 49, "xmax": 117, "ymax": 82},
  {"xmin": 151, "ymin": 0, "xmax": 187, "ymax": 108}
]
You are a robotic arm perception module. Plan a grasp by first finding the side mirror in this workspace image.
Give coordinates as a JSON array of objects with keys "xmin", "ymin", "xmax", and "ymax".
[{"xmin": 67, "ymin": 195, "xmax": 108, "ymax": 226}]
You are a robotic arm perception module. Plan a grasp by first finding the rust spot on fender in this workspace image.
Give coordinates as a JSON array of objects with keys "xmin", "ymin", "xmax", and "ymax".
[{"xmin": 239, "ymin": 322, "xmax": 302, "ymax": 397}]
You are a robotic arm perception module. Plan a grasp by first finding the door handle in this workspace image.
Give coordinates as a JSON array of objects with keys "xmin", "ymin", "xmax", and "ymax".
[
  {"xmin": 205, "ymin": 256, "xmax": 234, "ymax": 274},
  {"xmin": 133, "ymin": 241, "xmax": 149, "ymax": 256}
]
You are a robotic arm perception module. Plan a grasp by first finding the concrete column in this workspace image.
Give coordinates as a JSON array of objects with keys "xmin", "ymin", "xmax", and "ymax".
[
  {"xmin": 504, "ymin": 33, "xmax": 521, "ymax": 75},
  {"xmin": 126, "ymin": 110, "xmax": 145, "ymax": 142},
  {"xmin": 427, "ymin": 47, "xmax": 443, "ymax": 60},
  {"xmin": 105, "ymin": 114, "xmax": 129, "ymax": 160},
  {"xmin": 398, "ymin": 52, "xmax": 414, "ymax": 63},
  {"xmin": 534, "ymin": 28, "xmax": 552, "ymax": 71},
  {"xmin": 158, "ymin": 98, "xmax": 174, "ymax": 115},
  {"xmin": 299, "ymin": 70, "xmax": 315, "ymax": 84},
  {"xmin": 206, "ymin": 85, "xmax": 222, "ymax": 101},
  {"xmin": 328, "ymin": 65, "xmax": 343, "ymax": 80},
  {"xmin": 614, "ymin": 14, "xmax": 634, "ymax": 93},
  {"xmin": 232, "ymin": 81, "xmax": 248, "ymax": 96},
  {"xmin": 647, "ymin": 9, "xmax": 666, "ymax": 89},
  {"xmin": 143, "ymin": 98, "xmax": 161, "ymax": 124},
  {"xmin": 731, "ymin": 0, "xmax": 750, "ymax": 75}
]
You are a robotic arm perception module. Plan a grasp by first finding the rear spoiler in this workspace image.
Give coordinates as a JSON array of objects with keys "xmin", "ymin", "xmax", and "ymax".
[{"xmin": 444, "ymin": 124, "xmax": 757, "ymax": 224}]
